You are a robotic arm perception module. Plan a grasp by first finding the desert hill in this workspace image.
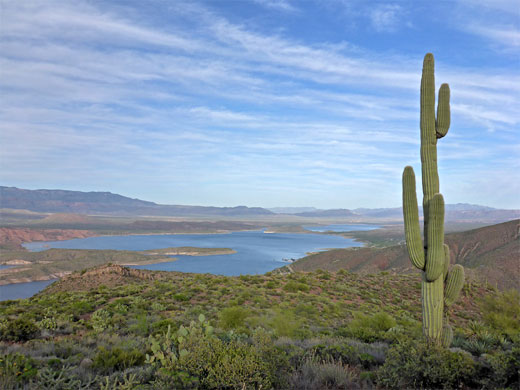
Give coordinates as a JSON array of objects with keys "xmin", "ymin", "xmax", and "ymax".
[{"xmin": 292, "ymin": 219, "xmax": 520, "ymax": 290}]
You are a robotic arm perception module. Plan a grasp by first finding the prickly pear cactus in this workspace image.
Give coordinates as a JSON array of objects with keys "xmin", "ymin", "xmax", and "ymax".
[{"xmin": 402, "ymin": 53, "xmax": 465, "ymax": 346}]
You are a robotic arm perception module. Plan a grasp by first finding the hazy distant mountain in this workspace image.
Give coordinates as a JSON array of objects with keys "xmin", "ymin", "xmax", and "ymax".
[
  {"xmin": 0, "ymin": 186, "xmax": 274, "ymax": 217},
  {"xmin": 352, "ymin": 204, "xmax": 519, "ymax": 222},
  {"xmin": 293, "ymin": 209, "xmax": 357, "ymax": 217},
  {"xmin": 272, "ymin": 203, "xmax": 519, "ymax": 222},
  {"xmin": 1, "ymin": 186, "xmax": 517, "ymax": 221},
  {"xmin": 268, "ymin": 207, "xmax": 318, "ymax": 214},
  {"xmin": 353, "ymin": 207, "xmax": 402, "ymax": 219}
]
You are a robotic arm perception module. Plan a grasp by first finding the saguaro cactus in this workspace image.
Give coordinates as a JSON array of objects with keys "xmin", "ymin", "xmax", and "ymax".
[{"xmin": 402, "ymin": 53, "xmax": 465, "ymax": 346}]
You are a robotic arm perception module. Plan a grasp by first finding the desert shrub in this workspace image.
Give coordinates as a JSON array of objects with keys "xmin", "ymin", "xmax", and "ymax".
[
  {"xmin": 32, "ymin": 364, "xmax": 96, "ymax": 390},
  {"xmin": 265, "ymin": 281, "xmax": 278, "ymax": 289},
  {"xmin": 312, "ymin": 344, "xmax": 359, "ymax": 365},
  {"xmin": 312, "ymin": 341, "xmax": 386, "ymax": 370},
  {"xmin": 173, "ymin": 293, "xmax": 190, "ymax": 302},
  {"xmin": 69, "ymin": 300, "xmax": 94, "ymax": 316},
  {"xmin": 290, "ymin": 356, "xmax": 360, "ymax": 390},
  {"xmin": 0, "ymin": 317, "xmax": 39, "ymax": 342},
  {"xmin": 219, "ymin": 307, "xmax": 249, "ymax": 330},
  {"xmin": 90, "ymin": 309, "xmax": 113, "ymax": 332},
  {"xmin": 480, "ymin": 289, "xmax": 520, "ymax": 338},
  {"xmin": 294, "ymin": 303, "xmax": 319, "ymax": 319},
  {"xmin": 128, "ymin": 314, "xmax": 152, "ymax": 337},
  {"xmin": 151, "ymin": 302, "xmax": 166, "ymax": 312},
  {"xmin": 270, "ymin": 310, "xmax": 300, "ymax": 338},
  {"xmin": 151, "ymin": 319, "xmax": 179, "ymax": 336},
  {"xmin": 37, "ymin": 309, "xmax": 59, "ymax": 331},
  {"xmin": 377, "ymin": 340, "xmax": 476, "ymax": 389},
  {"xmin": 477, "ymin": 345, "xmax": 520, "ymax": 389},
  {"xmin": 339, "ymin": 312, "xmax": 396, "ymax": 343},
  {"xmin": 283, "ymin": 281, "xmax": 310, "ymax": 293},
  {"xmin": 93, "ymin": 346, "xmax": 145, "ymax": 373},
  {"xmin": 147, "ymin": 315, "xmax": 279, "ymax": 389},
  {"xmin": 0, "ymin": 353, "xmax": 38, "ymax": 384}
]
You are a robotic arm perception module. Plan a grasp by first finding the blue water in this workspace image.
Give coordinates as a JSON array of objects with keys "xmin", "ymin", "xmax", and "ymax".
[
  {"xmin": 22, "ymin": 230, "xmax": 363, "ymax": 276},
  {"xmin": 0, "ymin": 265, "xmax": 14, "ymax": 270},
  {"xmin": 305, "ymin": 224, "xmax": 380, "ymax": 233},
  {"xmin": 0, "ymin": 279, "xmax": 57, "ymax": 301}
]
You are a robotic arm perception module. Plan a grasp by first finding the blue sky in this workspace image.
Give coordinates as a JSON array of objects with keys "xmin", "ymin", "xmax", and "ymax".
[{"xmin": 1, "ymin": 0, "xmax": 519, "ymax": 209}]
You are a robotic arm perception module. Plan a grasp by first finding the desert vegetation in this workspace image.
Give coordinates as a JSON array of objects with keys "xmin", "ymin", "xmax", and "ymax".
[{"xmin": 0, "ymin": 265, "xmax": 518, "ymax": 389}]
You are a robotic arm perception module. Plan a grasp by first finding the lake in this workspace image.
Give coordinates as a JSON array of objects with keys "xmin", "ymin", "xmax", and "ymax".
[
  {"xmin": 0, "ymin": 279, "xmax": 57, "ymax": 301},
  {"xmin": 2, "ymin": 225, "xmax": 378, "ymax": 300}
]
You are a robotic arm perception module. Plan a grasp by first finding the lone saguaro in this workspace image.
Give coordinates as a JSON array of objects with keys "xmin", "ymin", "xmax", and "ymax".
[{"xmin": 402, "ymin": 53, "xmax": 465, "ymax": 346}]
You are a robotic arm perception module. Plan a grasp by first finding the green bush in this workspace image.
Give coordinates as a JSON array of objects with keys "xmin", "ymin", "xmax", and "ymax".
[
  {"xmin": 291, "ymin": 356, "xmax": 359, "ymax": 389},
  {"xmin": 90, "ymin": 309, "xmax": 113, "ymax": 332},
  {"xmin": 0, "ymin": 317, "xmax": 39, "ymax": 342},
  {"xmin": 265, "ymin": 281, "xmax": 277, "ymax": 289},
  {"xmin": 477, "ymin": 345, "xmax": 520, "ymax": 389},
  {"xmin": 219, "ymin": 307, "xmax": 249, "ymax": 330},
  {"xmin": 270, "ymin": 310, "xmax": 300, "ymax": 338},
  {"xmin": 147, "ymin": 316, "xmax": 278, "ymax": 389},
  {"xmin": 480, "ymin": 289, "xmax": 520, "ymax": 338},
  {"xmin": 93, "ymin": 346, "xmax": 145, "ymax": 373},
  {"xmin": 0, "ymin": 353, "xmax": 38, "ymax": 384},
  {"xmin": 173, "ymin": 293, "xmax": 190, "ymax": 302},
  {"xmin": 283, "ymin": 281, "xmax": 310, "ymax": 293},
  {"xmin": 377, "ymin": 340, "xmax": 476, "ymax": 389},
  {"xmin": 340, "ymin": 312, "xmax": 396, "ymax": 343}
]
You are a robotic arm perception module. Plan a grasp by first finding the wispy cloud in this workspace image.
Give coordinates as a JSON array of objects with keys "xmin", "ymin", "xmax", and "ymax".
[
  {"xmin": 368, "ymin": 4, "xmax": 405, "ymax": 32},
  {"xmin": 0, "ymin": 0, "xmax": 518, "ymax": 208},
  {"xmin": 252, "ymin": 0, "xmax": 297, "ymax": 12},
  {"xmin": 466, "ymin": 25, "xmax": 520, "ymax": 48},
  {"xmin": 453, "ymin": 0, "xmax": 520, "ymax": 51}
]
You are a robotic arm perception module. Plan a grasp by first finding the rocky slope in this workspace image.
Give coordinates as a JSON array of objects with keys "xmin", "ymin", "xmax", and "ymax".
[
  {"xmin": 292, "ymin": 219, "xmax": 520, "ymax": 290},
  {"xmin": 0, "ymin": 227, "xmax": 95, "ymax": 249}
]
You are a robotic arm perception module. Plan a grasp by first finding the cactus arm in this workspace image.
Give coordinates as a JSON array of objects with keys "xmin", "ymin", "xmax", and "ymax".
[
  {"xmin": 422, "ymin": 274, "xmax": 444, "ymax": 341},
  {"xmin": 441, "ymin": 324, "xmax": 453, "ymax": 347},
  {"xmin": 443, "ymin": 244, "xmax": 450, "ymax": 280},
  {"xmin": 436, "ymin": 84, "xmax": 450, "ymax": 138},
  {"xmin": 425, "ymin": 194, "xmax": 445, "ymax": 281},
  {"xmin": 445, "ymin": 264, "xmax": 465, "ymax": 306},
  {"xmin": 402, "ymin": 166, "xmax": 425, "ymax": 269}
]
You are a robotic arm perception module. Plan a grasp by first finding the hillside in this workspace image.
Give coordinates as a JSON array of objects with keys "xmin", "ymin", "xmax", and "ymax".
[
  {"xmin": 1, "ymin": 264, "xmax": 517, "ymax": 389},
  {"xmin": 292, "ymin": 219, "xmax": 520, "ymax": 290}
]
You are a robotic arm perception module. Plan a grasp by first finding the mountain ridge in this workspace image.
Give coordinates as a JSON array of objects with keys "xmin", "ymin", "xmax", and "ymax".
[{"xmin": 2, "ymin": 186, "xmax": 519, "ymax": 221}]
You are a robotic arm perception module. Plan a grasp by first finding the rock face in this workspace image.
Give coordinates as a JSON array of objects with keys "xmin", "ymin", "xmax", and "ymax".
[{"xmin": 0, "ymin": 228, "xmax": 95, "ymax": 249}]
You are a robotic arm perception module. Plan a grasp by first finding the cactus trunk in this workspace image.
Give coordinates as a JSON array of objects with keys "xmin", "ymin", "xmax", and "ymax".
[{"xmin": 402, "ymin": 53, "xmax": 465, "ymax": 345}]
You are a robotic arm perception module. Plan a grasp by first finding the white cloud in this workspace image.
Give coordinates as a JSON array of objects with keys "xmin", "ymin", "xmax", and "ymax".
[
  {"xmin": 252, "ymin": 0, "xmax": 297, "ymax": 12},
  {"xmin": 466, "ymin": 25, "xmax": 520, "ymax": 48},
  {"xmin": 0, "ymin": 0, "xmax": 518, "ymax": 207},
  {"xmin": 368, "ymin": 4, "xmax": 404, "ymax": 32}
]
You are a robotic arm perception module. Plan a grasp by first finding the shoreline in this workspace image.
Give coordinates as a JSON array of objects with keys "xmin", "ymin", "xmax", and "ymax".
[{"xmin": 0, "ymin": 247, "xmax": 238, "ymax": 286}]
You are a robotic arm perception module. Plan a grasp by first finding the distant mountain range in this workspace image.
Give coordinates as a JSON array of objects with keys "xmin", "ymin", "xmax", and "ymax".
[
  {"xmin": 272, "ymin": 204, "xmax": 519, "ymax": 222},
  {"xmin": 0, "ymin": 186, "xmax": 273, "ymax": 217},
  {"xmin": 1, "ymin": 186, "xmax": 519, "ymax": 221}
]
